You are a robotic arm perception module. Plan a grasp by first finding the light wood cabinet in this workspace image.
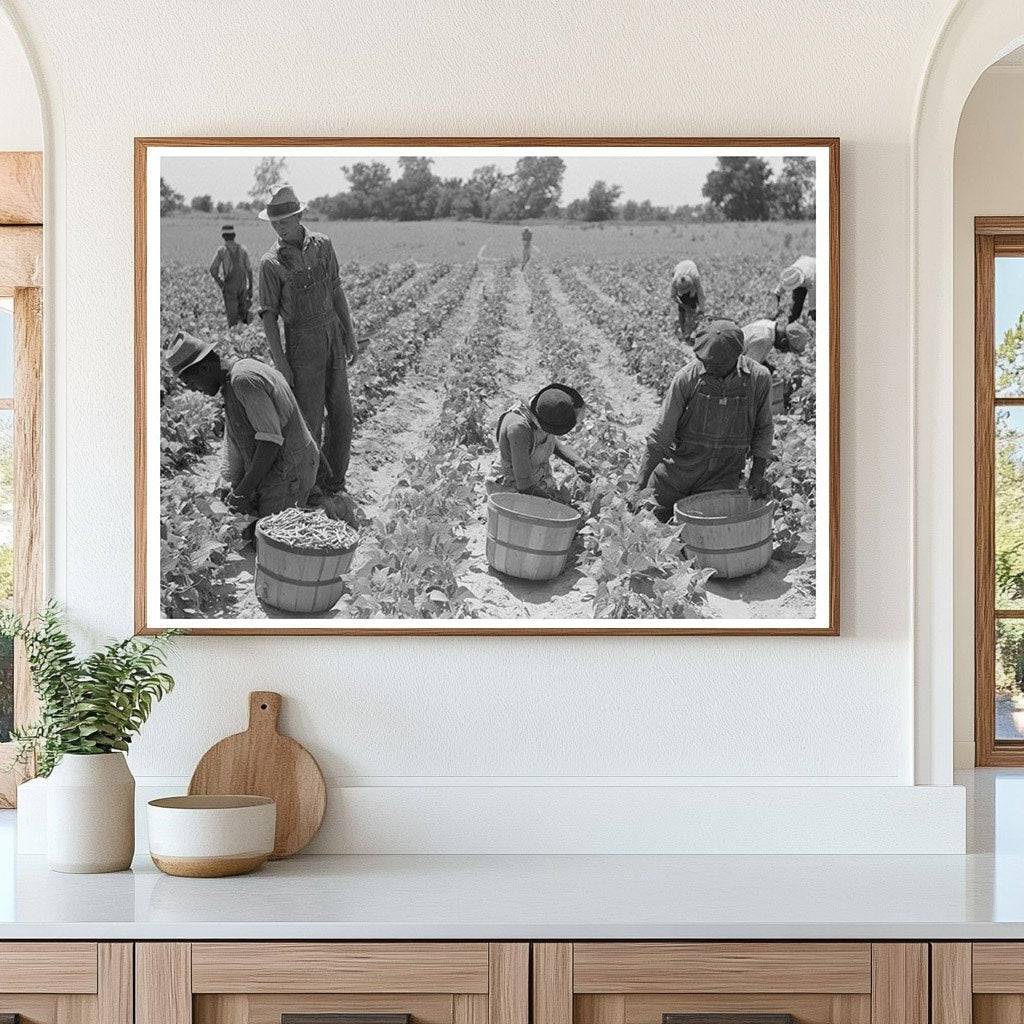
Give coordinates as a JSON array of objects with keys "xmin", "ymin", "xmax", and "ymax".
[
  {"xmin": 136, "ymin": 943, "xmax": 528, "ymax": 1024},
  {"xmin": 533, "ymin": 943, "xmax": 928, "ymax": 1024},
  {"xmin": 930, "ymin": 943, "xmax": 1024, "ymax": 1024},
  {"xmin": 0, "ymin": 942, "xmax": 132, "ymax": 1024},
  {"xmin": 0, "ymin": 938, "xmax": 941, "ymax": 1024}
]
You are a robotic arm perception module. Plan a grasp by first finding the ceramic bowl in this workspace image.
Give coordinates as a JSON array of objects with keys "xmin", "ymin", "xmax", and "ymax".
[{"xmin": 147, "ymin": 795, "xmax": 276, "ymax": 877}]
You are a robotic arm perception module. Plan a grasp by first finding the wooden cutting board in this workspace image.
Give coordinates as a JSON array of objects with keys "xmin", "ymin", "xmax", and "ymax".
[{"xmin": 188, "ymin": 691, "xmax": 326, "ymax": 859}]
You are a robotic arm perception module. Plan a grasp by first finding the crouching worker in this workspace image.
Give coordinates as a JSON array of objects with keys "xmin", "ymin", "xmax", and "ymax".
[
  {"xmin": 486, "ymin": 384, "xmax": 594, "ymax": 503},
  {"xmin": 635, "ymin": 320, "xmax": 773, "ymax": 523},
  {"xmin": 742, "ymin": 317, "xmax": 810, "ymax": 368},
  {"xmin": 166, "ymin": 331, "xmax": 319, "ymax": 517},
  {"xmin": 669, "ymin": 259, "xmax": 706, "ymax": 343},
  {"xmin": 775, "ymin": 254, "xmax": 816, "ymax": 323}
]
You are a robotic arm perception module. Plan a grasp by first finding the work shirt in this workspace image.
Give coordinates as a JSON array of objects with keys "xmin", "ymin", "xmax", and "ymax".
[
  {"xmin": 742, "ymin": 319, "xmax": 779, "ymax": 366},
  {"xmin": 776, "ymin": 255, "xmax": 816, "ymax": 313},
  {"xmin": 220, "ymin": 358, "xmax": 316, "ymax": 485},
  {"xmin": 210, "ymin": 242, "xmax": 251, "ymax": 292},
  {"xmin": 670, "ymin": 259, "xmax": 706, "ymax": 309},
  {"xmin": 258, "ymin": 229, "xmax": 354, "ymax": 337},
  {"xmin": 487, "ymin": 401, "xmax": 557, "ymax": 493}
]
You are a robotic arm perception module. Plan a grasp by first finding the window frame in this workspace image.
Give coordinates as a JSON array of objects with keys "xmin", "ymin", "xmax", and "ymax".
[
  {"xmin": 975, "ymin": 217, "xmax": 1024, "ymax": 765},
  {"xmin": 0, "ymin": 151, "xmax": 43, "ymax": 806}
]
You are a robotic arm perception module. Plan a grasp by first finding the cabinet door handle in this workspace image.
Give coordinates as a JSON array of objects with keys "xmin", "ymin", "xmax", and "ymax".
[
  {"xmin": 664, "ymin": 1016, "xmax": 797, "ymax": 1024},
  {"xmin": 283, "ymin": 1016, "xmax": 411, "ymax": 1024}
]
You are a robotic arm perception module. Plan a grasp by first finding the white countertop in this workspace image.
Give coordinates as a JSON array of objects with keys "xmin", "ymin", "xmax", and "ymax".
[
  {"xmin": 1, "ymin": 850, "xmax": 1023, "ymax": 940},
  {"xmin": 1, "ymin": 770, "xmax": 1022, "ymax": 941}
]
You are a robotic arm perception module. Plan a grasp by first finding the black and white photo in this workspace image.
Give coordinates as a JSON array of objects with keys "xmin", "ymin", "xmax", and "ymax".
[{"xmin": 137, "ymin": 139, "xmax": 838, "ymax": 634}]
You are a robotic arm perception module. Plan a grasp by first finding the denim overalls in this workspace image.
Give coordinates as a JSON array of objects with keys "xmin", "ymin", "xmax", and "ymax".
[
  {"xmin": 267, "ymin": 232, "xmax": 352, "ymax": 489},
  {"xmin": 651, "ymin": 369, "xmax": 752, "ymax": 511}
]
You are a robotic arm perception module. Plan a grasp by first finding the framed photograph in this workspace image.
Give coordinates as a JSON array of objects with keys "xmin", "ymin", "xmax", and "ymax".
[{"xmin": 135, "ymin": 137, "xmax": 838, "ymax": 635}]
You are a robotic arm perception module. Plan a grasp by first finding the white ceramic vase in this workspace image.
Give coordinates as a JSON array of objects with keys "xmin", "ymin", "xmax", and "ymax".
[{"xmin": 46, "ymin": 752, "xmax": 135, "ymax": 873}]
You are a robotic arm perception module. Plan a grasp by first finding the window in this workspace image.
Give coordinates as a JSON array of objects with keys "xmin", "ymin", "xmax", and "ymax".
[{"xmin": 976, "ymin": 221, "xmax": 1024, "ymax": 764}]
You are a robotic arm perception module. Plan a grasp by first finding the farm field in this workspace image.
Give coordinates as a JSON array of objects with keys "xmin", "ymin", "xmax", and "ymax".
[{"xmin": 158, "ymin": 216, "xmax": 818, "ymax": 622}]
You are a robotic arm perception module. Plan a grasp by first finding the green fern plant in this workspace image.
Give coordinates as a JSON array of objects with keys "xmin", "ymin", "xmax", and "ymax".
[{"xmin": 1, "ymin": 603, "xmax": 177, "ymax": 777}]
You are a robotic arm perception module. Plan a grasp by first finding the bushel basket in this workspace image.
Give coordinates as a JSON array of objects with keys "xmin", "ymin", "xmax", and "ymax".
[
  {"xmin": 254, "ymin": 519, "xmax": 357, "ymax": 614},
  {"xmin": 486, "ymin": 492, "xmax": 581, "ymax": 581},
  {"xmin": 674, "ymin": 488, "xmax": 775, "ymax": 579}
]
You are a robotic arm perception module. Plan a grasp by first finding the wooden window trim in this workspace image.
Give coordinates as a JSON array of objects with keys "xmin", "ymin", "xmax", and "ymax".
[
  {"xmin": 975, "ymin": 217, "xmax": 1024, "ymax": 765},
  {"xmin": 0, "ymin": 151, "xmax": 43, "ymax": 807}
]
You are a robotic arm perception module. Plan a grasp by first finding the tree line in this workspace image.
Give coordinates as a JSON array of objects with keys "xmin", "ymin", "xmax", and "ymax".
[{"xmin": 161, "ymin": 154, "xmax": 815, "ymax": 224}]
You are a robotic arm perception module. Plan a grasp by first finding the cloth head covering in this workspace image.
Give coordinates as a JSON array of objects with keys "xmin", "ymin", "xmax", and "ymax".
[
  {"xmin": 784, "ymin": 321, "xmax": 810, "ymax": 354},
  {"xmin": 165, "ymin": 330, "xmax": 215, "ymax": 376},
  {"xmin": 258, "ymin": 184, "xmax": 307, "ymax": 222},
  {"xmin": 530, "ymin": 383, "xmax": 584, "ymax": 436},
  {"xmin": 693, "ymin": 319, "xmax": 743, "ymax": 377},
  {"xmin": 780, "ymin": 264, "xmax": 806, "ymax": 289}
]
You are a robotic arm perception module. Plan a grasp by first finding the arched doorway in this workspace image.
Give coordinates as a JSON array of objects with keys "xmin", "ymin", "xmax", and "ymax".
[{"xmin": 914, "ymin": 0, "xmax": 1024, "ymax": 784}]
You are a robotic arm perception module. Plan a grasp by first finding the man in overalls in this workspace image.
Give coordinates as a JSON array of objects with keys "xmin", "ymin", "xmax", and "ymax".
[
  {"xmin": 669, "ymin": 259, "xmax": 707, "ymax": 343},
  {"xmin": 258, "ymin": 185, "xmax": 359, "ymax": 493},
  {"xmin": 209, "ymin": 224, "xmax": 253, "ymax": 327},
  {"xmin": 635, "ymin": 319, "xmax": 774, "ymax": 522},
  {"xmin": 485, "ymin": 384, "xmax": 593, "ymax": 501}
]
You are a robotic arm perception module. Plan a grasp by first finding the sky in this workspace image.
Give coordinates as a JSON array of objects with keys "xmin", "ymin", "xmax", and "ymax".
[
  {"xmin": 160, "ymin": 149, "xmax": 794, "ymax": 209},
  {"xmin": 997, "ymin": 256, "xmax": 1024, "ymax": 341}
]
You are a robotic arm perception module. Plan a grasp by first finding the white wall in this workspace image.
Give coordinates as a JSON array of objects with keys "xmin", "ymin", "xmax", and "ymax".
[
  {"xmin": 952, "ymin": 65, "xmax": 1024, "ymax": 767},
  {"xmin": 0, "ymin": 0, "xmax": 973, "ymax": 851},
  {"xmin": 0, "ymin": 7, "xmax": 40, "ymax": 151}
]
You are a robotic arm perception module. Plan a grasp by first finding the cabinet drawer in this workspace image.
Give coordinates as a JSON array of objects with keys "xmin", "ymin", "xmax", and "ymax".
[
  {"xmin": 140, "ymin": 942, "xmax": 528, "ymax": 1024},
  {"xmin": 0, "ymin": 942, "xmax": 130, "ymax": 1024},
  {"xmin": 534, "ymin": 944, "xmax": 925, "ymax": 1024},
  {"xmin": 0, "ymin": 942, "xmax": 98, "ymax": 993},
  {"xmin": 572, "ymin": 944, "xmax": 872, "ymax": 994},
  {"xmin": 191, "ymin": 943, "xmax": 490, "ymax": 993}
]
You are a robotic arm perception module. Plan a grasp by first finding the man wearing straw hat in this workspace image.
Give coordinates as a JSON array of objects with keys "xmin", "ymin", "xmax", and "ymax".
[
  {"xmin": 209, "ymin": 224, "xmax": 253, "ymax": 327},
  {"xmin": 164, "ymin": 330, "xmax": 319, "ymax": 517},
  {"xmin": 258, "ymin": 184, "xmax": 360, "ymax": 493},
  {"xmin": 774, "ymin": 254, "xmax": 816, "ymax": 324}
]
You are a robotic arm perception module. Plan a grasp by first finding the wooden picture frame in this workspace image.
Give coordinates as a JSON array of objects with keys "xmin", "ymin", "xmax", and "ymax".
[
  {"xmin": 0, "ymin": 151, "xmax": 43, "ymax": 806},
  {"xmin": 136, "ymin": 137, "xmax": 840, "ymax": 636},
  {"xmin": 975, "ymin": 216, "xmax": 1024, "ymax": 765}
]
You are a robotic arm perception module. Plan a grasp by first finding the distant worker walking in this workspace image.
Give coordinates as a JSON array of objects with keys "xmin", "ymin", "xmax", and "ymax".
[
  {"xmin": 258, "ymin": 185, "xmax": 360, "ymax": 494},
  {"xmin": 741, "ymin": 317, "xmax": 810, "ymax": 368},
  {"xmin": 521, "ymin": 227, "xmax": 533, "ymax": 270},
  {"xmin": 775, "ymin": 254, "xmax": 816, "ymax": 323},
  {"xmin": 209, "ymin": 224, "xmax": 253, "ymax": 327},
  {"xmin": 669, "ymin": 259, "xmax": 706, "ymax": 343}
]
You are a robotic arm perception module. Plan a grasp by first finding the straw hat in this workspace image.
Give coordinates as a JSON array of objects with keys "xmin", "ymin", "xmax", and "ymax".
[
  {"xmin": 780, "ymin": 264, "xmax": 806, "ymax": 289},
  {"xmin": 221, "ymin": 223, "xmax": 235, "ymax": 236},
  {"xmin": 165, "ymin": 331, "xmax": 215, "ymax": 376},
  {"xmin": 258, "ymin": 184, "xmax": 307, "ymax": 222}
]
